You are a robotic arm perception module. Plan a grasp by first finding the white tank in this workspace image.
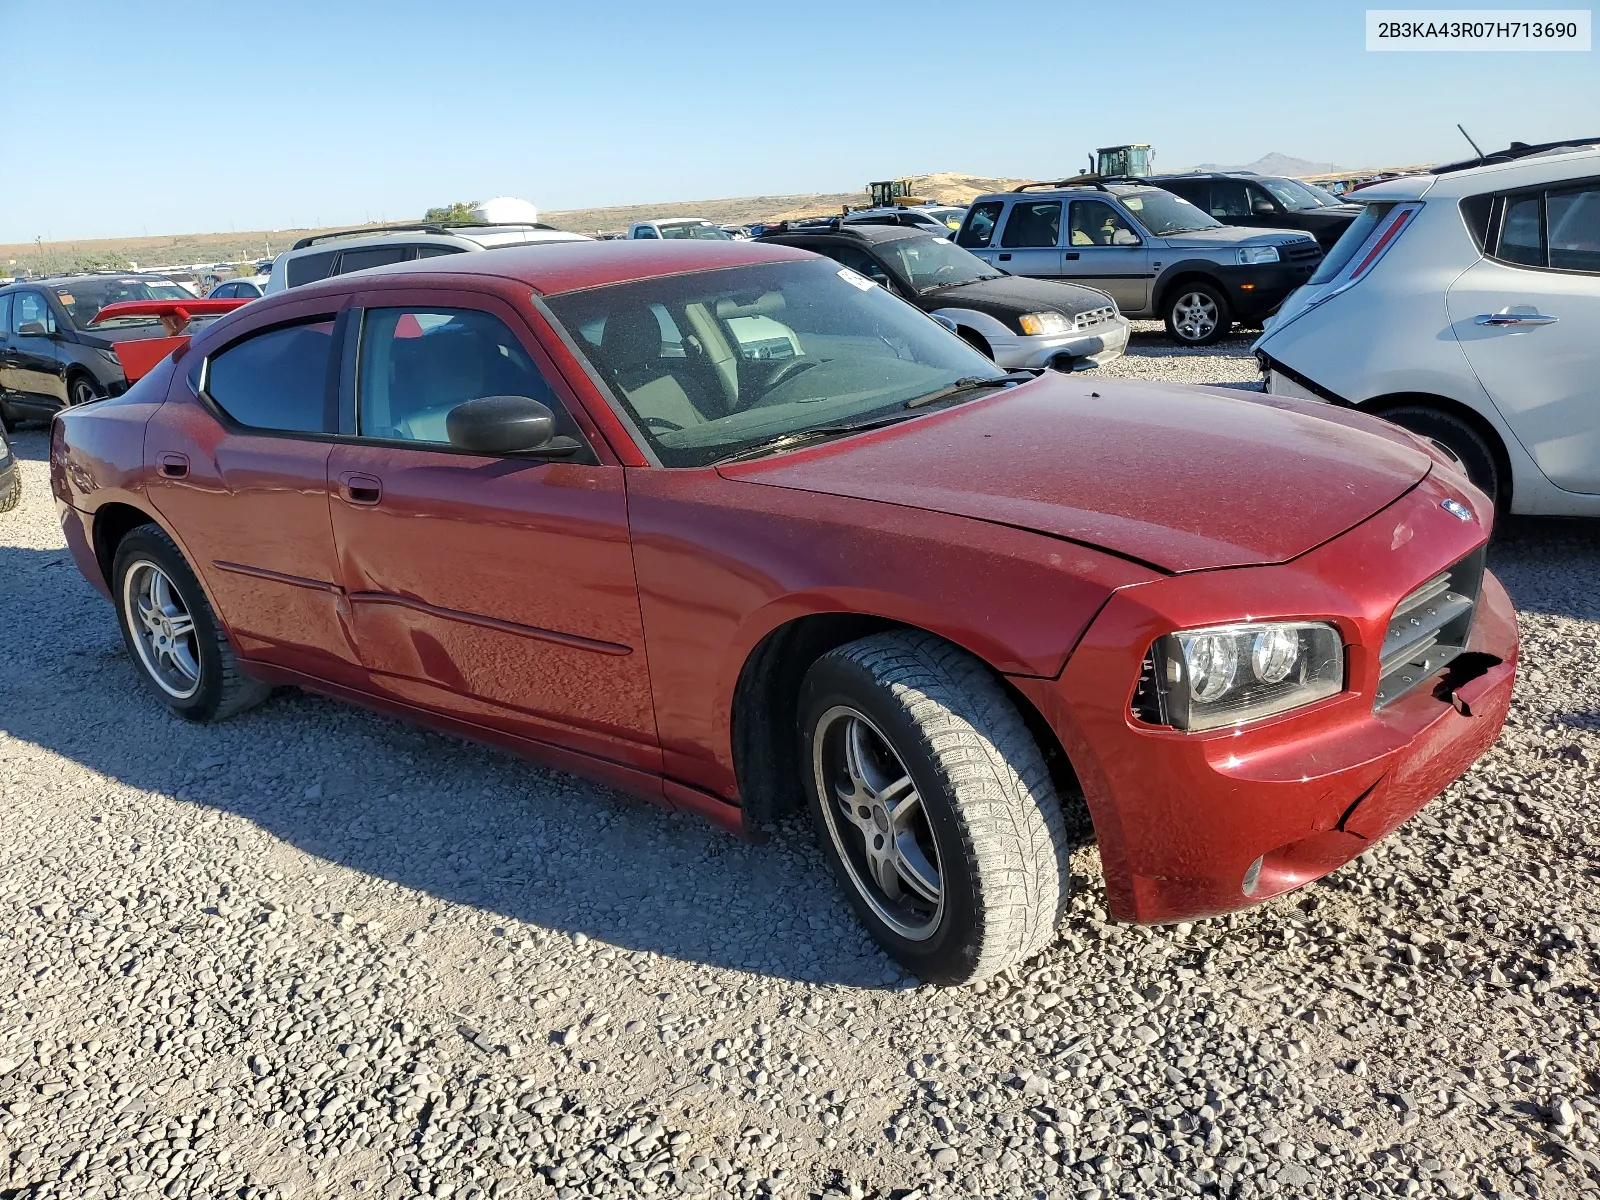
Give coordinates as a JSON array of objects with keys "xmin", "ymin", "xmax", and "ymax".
[{"xmin": 470, "ymin": 197, "xmax": 540, "ymax": 225}]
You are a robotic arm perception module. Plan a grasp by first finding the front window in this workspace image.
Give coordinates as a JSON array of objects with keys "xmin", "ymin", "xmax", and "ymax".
[
  {"xmin": 545, "ymin": 258, "xmax": 1002, "ymax": 468},
  {"xmin": 888, "ymin": 237, "xmax": 1003, "ymax": 293},
  {"xmin": 1068, "ymin": 200, "xmax": 1141, "ymax": 246},
  {"xmin": 1257, "ymin": 177, "xmax": 1329, "ymax": 212},
  {"xmin": 1116, "ymin": 189, "xmax": 1221, "ymax": 237},
  {"xmin": 51, "ymin": 278, "xmax": 189, "ymax": 329},
  {"xmin": 957, "ymin": 201, "xmax": 1003, "ymax": 248}
]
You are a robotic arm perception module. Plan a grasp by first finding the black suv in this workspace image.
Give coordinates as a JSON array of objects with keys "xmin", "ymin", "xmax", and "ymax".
[
  {"xmin": 756, "ymin": 222, "xmax": 1130, "ymax": 371},
  {"xmin": 0, "ymin": 274, "xmax": 192, "ymax": 428},
  {"xmin": 1144, "ymin": 173, "xmax": 1362, "ymax": 250}
]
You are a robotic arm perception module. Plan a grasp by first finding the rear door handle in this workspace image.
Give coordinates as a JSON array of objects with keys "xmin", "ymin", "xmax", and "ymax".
[
  {"xmin": 156, "ymin": 452, "xmax": 189, "ymax": 479},
  {"xmin": 1064, "ymin": 251, "xmax": 1080, "ymax": 260},
  {"xmin": 997, "ymin": 253, "xmax": 1012, "ymax": 261},
  {"xmin": 339, "ymin": 471, "xmax": 382, "ymax": 505},
  {"xmin": 1475, "ymin": 308, "xmax": 1558, "ymax": 326}
]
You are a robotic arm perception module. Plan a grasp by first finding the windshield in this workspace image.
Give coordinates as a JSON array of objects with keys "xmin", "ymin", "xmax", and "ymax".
[
  {"xmin": 53, "ymin": 278, "xmax": 185, "ymax": 328},
  {"xmin": 547, "ymin": 258, "xmax": 1002, "ymax": 467},
  {"xmin": 659, "ymin": 223, "xmax": 734, "ymax": 240},
  {"xmin": 1258, "ymin": 177, "xmax": 1332, "ymax": 212},
  {"xmin": 1117, "ymin": 190, "xmax": 1221, "ymax": 236},
  {"xmin": 888, "ymin": 237, "xmax": 1002, "ymax": 293},
  {"xmin": 1301, "ymin": 181, "xmax": 1345, "ymax": 207}
]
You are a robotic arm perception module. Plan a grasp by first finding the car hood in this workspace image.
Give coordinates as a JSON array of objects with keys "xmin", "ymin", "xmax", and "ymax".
[
  {"xmin": 74, "ymin": 323, "xmax": 181, "ymax": 348},
  {"xmin": 925, "ymin": 275, "xmax": 1117, "ymax": 318},
  {"xmin": 720, "ymin": 376, "xmax": 1432, "ymax": 573},
  {"xmin": 1155, "ymin": 226, "xmax": 1317, "ymax": 249}
]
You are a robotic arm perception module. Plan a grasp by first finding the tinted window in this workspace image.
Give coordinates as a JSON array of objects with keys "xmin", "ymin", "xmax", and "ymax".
[
  {"xmin": 957, "ymin": 201, "xmax": 1003, "ymax": 248},
  {"xmin": 1547, "ymin": 185, "xmax": 1600, "ymax": 273},
  {"xmin": 1207, "ymin": 180, "xmax": 1251, "ymax": 218},
  {"xmin": 1158, "ymin": 180, "xmax": 1207, "ymax": 206},
  {"xmin": 1498, "ymin": 195, "xmax": 1543, "ymax": 267},
  {"xmin": 357, "ymin": 308, "xmax": 561, "ymax": 445},
  {"xmin": 822, "ymin": 245, "xmax": 892, "ymax": 284},
  {"xmin": 205, "ymin": 320, "xmax": 337, "ymax": 432},
  {"xmin": 1000, "ymin": 201, "xmax": 1062, "ymax": 249},
  {"xmin": 1460, "ymin": 194, "xmax": 1494, "ymax": 251},
  {"xmin": 633, "ymin": 227, "xmax": 660, "ymax": 239},
  {"xmin": 285, "ymin": 250, "xmax": 338, "ymax": 289},
  {"xmin": 0, "ymin": 295, "xmax": 10, "ymax": 334},
  {"xmin": 336, "ymin": 246, "xmax": 411, "ymax": 275},
  {"xmin": 13, "ymin": 291, "xmax": 56, "ymax": 334},
  {"xmin": 211, "ymin": 283, "xmax": 239, "ymax": 298},
  {"xmin": 1069, "ymin": 201, "xmax": 1140, "ymax": 246},
  {"xmin": 415, "ymin": 245, "xmax": 467, "ymax": 259}
]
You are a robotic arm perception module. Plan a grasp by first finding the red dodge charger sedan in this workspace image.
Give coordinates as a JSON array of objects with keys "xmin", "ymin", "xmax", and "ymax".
[{"xmin": 50, "ymin": 241, "xmax": 1517, "ymax": 983}]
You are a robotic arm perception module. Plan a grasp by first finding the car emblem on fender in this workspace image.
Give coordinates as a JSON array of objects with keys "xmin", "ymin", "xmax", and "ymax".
[{"xmin": 1441, "ymin": 499, "xmax": 1473, "ymax": 522}]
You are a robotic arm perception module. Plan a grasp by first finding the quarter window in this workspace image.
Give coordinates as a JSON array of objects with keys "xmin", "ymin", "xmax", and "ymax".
[
  {"xmin": 336, "ymin": 245, "xmax": 411, "ymax": 275},
  {"xmin": 204, "ymin": 319, "xmax": 338, "ymax": 433},
  {"xmin": 0, "ymin": 295, "xmax": 10, "ymax": 332},
  {"xmin": 1000, "ymin": 201, "xmax": 1062, "ymax": 249},
  {"xmin": 956, "ymin": 201, "xmax": 1004, "ymax": 249},
  {"xmin": 356, "ymin": 307, "xmax": 564, "ymax": 446},
  {"xmin": 285, "ymin": 250, "xmax": 338, "ymax": 289},
  {"xmin": 1498, "ymin": 195, "xmax": 1544, "ymax": 267}
]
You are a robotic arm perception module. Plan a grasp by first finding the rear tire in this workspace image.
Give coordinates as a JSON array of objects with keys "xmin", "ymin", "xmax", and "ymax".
[
  {"xmin": 1163, "ymin": 281, "xmax": 1232, "ymax": 346},
  {"xmin": 1378, "ymin": 405, "xmax": 1504, "ymax": 508},
  {"xmin": 799, "ymin": 631, "xmax": 1071, "ymax": 985},
  {"xmin": 111, "ymin": 524, "xmax": 271, "ymax": 722},
  {"xmin": 0, "ymin": 463, "xmax": 19, "ymax": 514}
]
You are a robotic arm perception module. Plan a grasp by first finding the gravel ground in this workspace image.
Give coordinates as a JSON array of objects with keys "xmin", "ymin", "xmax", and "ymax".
[{"xmin": 1, "ymin": 336, "xmax": 1597, "ymax": 1200}]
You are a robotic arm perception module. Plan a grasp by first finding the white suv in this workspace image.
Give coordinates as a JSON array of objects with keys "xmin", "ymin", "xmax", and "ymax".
[
  {"xmin": 264, "ymin": 222, "xmax": 591, "ymax": 294},
  {"xmin": 1254, "ymin": 138, "xmax": 1600, "ymax": 514}
]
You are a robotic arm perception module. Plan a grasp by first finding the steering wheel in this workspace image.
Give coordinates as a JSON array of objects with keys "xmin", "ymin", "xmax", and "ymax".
[
  {"xmin": 760, "ymin": 358, "xmax": 817, "ymax": 393},
  {"xmin": 640, "ymin": 416, "xmax": 684, "ymax": 432}
]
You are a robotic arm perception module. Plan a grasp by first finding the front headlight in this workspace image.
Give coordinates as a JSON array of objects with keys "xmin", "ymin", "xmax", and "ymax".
[
  {"xmin": 1236, "ymin": 246, "xmax": 1280, "ymax": 265},
  {"xmin": 1132, "ymin": 621, "xmax": 1344, "ymax": 732},
  {"xmin": 1017, "ymin": 311, "xmax": 1073, "ymax": 336},
  {"xmin": 94, "ymin": 346, "xmax": 122, "ymax": 367}
]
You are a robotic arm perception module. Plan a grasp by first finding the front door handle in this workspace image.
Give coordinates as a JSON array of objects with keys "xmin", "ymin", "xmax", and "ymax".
[
  {"xmin": 339, "ymin": 471, "xmax": 382, "ymax": 506},
  {"xmin": 156, "ymin": 452, "xmax": 189, "ymax": 479},
  {"xmin": 997, "ymin": 253, "xmax": 1012, "ymax": 261},
  {"xmin": 1064, "ymin": 251, "xmax": 1080, "ymax": 260},
  {"xmin": 1475, "ymin": 307, "xmax": 1558, "ymax": 326}
]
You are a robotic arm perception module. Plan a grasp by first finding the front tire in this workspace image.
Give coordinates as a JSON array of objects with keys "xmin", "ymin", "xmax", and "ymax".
[
  {"xmin": 1164, "ymin": 281, "xmax": 1232, "ymax": 345},
  {"xmin": 799, "ymin": 631, "xmax": 1071, "ymax": 985},
  {"xmin": 67, "ymin": 376, "xmax": 101, "ymax": 408},
  {"xmin": 112, "ymin": 524, "xmax": 270, "ymax": 722}
]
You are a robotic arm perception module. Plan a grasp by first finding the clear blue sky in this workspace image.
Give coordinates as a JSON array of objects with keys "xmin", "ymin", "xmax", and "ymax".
[{"xmin": 1, "ymin": 0, "xmax": 1595, "ymax": 242}]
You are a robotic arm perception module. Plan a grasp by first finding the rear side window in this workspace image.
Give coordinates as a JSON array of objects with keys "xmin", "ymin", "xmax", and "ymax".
[
  {"xmin": 1459, "ymin": 194, "xmax": 1494, "ymax": 251},
  {"xmin": 285, "ymin": 250, "xmax": 338, "ymax": 289},
  {"xmin": 12, "ymin": 291, "xmax": 56, "ymax": 334},
  {"xmin": 1000, "ymin": 201, "xmax": 1062, "ymax": 249},
  {"xmin": 1547, "ymin": 185, "xmax": 1600, "ymax": 272},
  {"xmin": 0, "ymin": 295, "xmax": 10, "ymax": 333},
  {"xmin": 415, "ymin": 245, "xmax": 467, "ymax": 259},
  {"xmin": 336, "ymin": 245, "xmax": 410, "ymax": 275},
  {"xmin": 204, "ymin": 320, "xmax": 338, "ymax": 433},
  {"xmin": 633, "ymin": 227, "xmax": 660, "ymax": 239},
  {"xmin": 956, "ymin": 201, "xmax": 1004, "ymax": 248}
]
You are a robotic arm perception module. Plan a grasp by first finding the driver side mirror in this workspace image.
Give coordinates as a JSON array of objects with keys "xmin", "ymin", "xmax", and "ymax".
[
  {"xmin": 17, "ymin": 321, "xmax": 50, "ymax": 337},
  {"xmin": 445, "ymin": 395, "xmax": 580, "ymax": 457},
  {"xmin": 1250, "ymin": 197, "xmax": 1277, "ymax": 216}
]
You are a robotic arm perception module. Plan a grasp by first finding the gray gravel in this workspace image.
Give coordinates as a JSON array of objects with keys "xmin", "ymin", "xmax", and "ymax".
[{"xmin": 1, "ymin": 337, "xmax": 1598, "ymax": 1200}]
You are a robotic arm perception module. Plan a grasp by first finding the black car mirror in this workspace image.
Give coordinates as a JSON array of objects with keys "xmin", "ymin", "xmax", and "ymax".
[
  {"xmin": 17, "ymin": 321, "xmax": 50, "ymax": 337},
  {"xmin": 1251, "ymin": 198, "xmax": 1277, "ymax": 216},
  {"xmin": 445, "ymin": 395, "xmax": 577, "ymax": 457}
]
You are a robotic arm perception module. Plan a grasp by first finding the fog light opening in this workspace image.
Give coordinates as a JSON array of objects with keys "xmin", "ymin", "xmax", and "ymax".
[{"xmin": 1242, "ymin": 855, "xmax": 1264, "ymax": 896}]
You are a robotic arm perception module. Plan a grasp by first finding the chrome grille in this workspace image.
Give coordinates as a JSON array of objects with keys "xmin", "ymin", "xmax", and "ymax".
[
  {"xmin": 1074, "ymin": 305, "xmax": 1116, "ymax": 331},
  {"xmin": 1374, "ymin": 548, "xmax": 1485, "ymax": 709}
]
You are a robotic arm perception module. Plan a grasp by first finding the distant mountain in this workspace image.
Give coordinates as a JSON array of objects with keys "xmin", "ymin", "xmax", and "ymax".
[{"xmin": 1190, "ymin": 152, "xmax": 1347, "ymax": 177}]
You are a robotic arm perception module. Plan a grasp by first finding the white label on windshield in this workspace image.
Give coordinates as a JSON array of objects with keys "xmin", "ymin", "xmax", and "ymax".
[{"xmin": 837, "ymin": 267, "xmax": 877, "ymax": 291}]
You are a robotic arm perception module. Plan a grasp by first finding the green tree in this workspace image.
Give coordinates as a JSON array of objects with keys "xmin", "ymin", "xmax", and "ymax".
[{"xmin": 423, "ymin": 202, "xmax": 476, "ymax": 226}]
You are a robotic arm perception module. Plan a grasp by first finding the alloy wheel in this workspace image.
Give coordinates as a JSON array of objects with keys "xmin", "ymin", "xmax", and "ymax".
[
  {"xmin": 1171, "ymin": 291, "xmax": 1220, "ymax": 342},
  {"xmin": 812, "ymin": 706, "xmax": 944, "ymax": 940},
  {"xmin": 123, "ymin": 560, "xmax": 201, "ymax": 699},
  {"xmin": 70, "ymin": 379, "xmax": 99, "ymax": 407}
]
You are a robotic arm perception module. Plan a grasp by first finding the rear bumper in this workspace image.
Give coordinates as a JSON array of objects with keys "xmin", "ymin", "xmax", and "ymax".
[
  {"xmin": 1013, "ymin": 473, "xmax": 1516, "ymax": 923},
  {"xmin": 58, "ymin": 497, "xmax": 112, "ymax": 600}
]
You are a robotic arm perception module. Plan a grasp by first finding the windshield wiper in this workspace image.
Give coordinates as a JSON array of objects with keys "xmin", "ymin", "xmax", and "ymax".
[
  {"xmin": 711, "ymin": 415, "xmax": 917, "ymax": 466},
  {"xmin": 904, "ymin": 371, "xmax": 1035, "ymax": 409}
]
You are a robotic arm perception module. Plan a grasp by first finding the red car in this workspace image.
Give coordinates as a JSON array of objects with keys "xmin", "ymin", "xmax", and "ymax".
[{"xmin": 50, "ymin": 241, "xmax": 1518, "ymax": 984}]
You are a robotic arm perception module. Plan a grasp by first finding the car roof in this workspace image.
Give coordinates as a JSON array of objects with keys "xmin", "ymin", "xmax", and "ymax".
[
  {"xmin": 285, "ymin": 226, "xmax": 587, "ymax": 255},
  {"xmin": 2, "ymin": 272, "xmax": 180, "ymax": 289},
  {"xmin": 287, "ymin": 239, "xmax": 816, "ymax": 297},
  {"xmin": 763, "ymin": 223, "xmax": 930, "ymax": 246},
  {"xmin": 1356, "ymin": 144, "xmax": 1600, "ymax": 200}
]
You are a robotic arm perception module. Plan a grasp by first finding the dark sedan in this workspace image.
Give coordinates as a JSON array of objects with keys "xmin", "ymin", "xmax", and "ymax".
[{"xmin": 756, "ymin": 223, "xmax": 1129, "ymax": 371}]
